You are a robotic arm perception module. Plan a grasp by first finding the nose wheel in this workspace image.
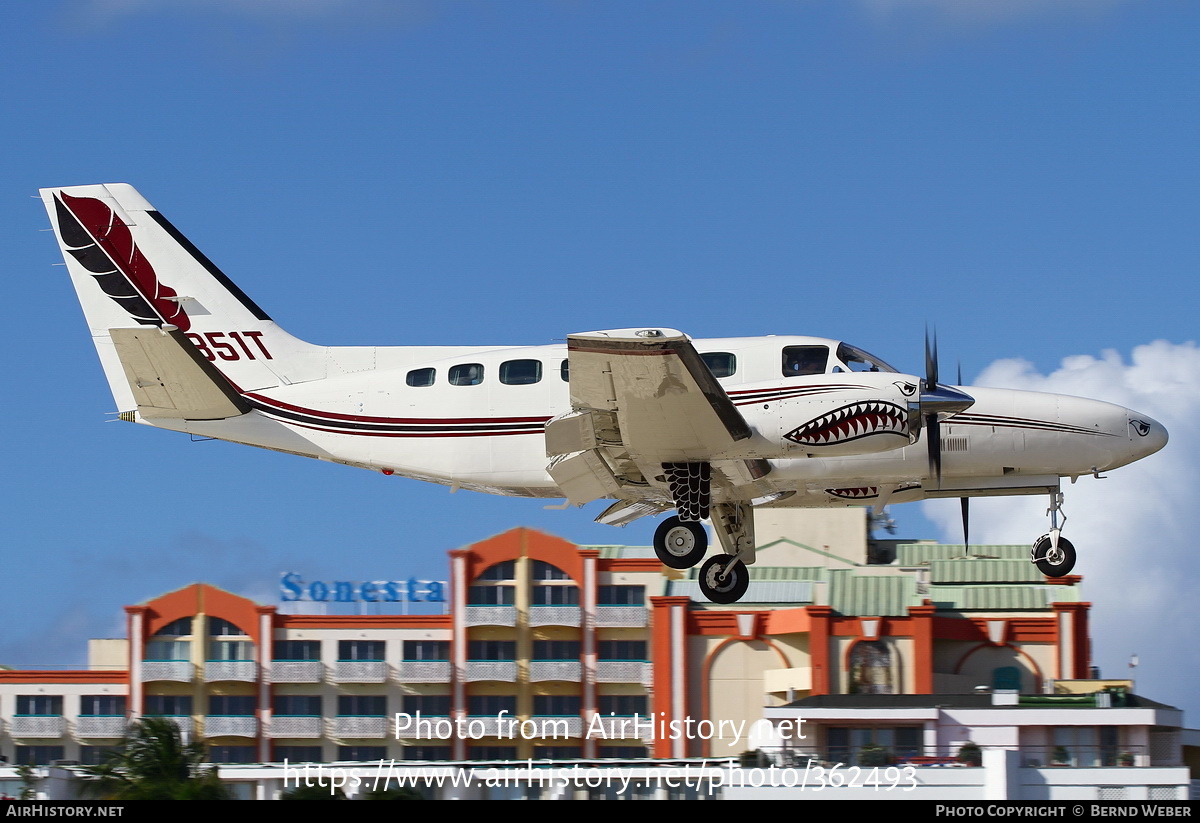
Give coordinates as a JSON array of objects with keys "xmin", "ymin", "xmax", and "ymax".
[
  {"xmin": 1032, "ymin": 534, "xmax": 1076, "ymax": 577},
  {"xmin": 698, "ymin": 554, "xmax": 749, "ymax": 604},
  {"xmin": 653, "ymin": 517, "xmax": 708, "ymax": 569}
]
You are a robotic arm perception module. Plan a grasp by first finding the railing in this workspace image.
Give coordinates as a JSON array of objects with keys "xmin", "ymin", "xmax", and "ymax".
[
  {"xmin": 528, "ymin": 660, "xmax": 581, "ymax": 682},
  {"xmin": 465, "ymin": 606, "xmax": 518, "ymax": 627},
  {"xmin": 465, "ymin": 661, "xmax": 519, "ymax": 682},
  {"xmin": 595, "ymin": 606, "xmax": 648, "ymax": 628},
  {"xmin": 595, "ymin": 661, "xmax": 651, "ymax": 684},
  {"xmin": 204, "ymin": 716, "xmax": 258, "ymax": 738},
  {"xmin": 270, "ymin": 661, "xmax": 323, "ymax": 683},
  {"xmin": 334, "ymin": 661, "xmax": 388, "ymax": 683},
  {"xmin": 528, "ymin": 606, "xmax": 581, "ymax": 627},
  {"xmin": 10, "ymin": 716, "xmax": 65, "ymax": 738},
  {"xmin": 334, "ymin": 716, "xmax": 388, "ymax": 738},
  {"xmin": 76, "ymin": 716, "xmax": 128, "ymax": 738},
  {"xmin": 397, "ymin": 661, "xmax": 452, "ymax": 682},
  {"xmin": 204, "ymin": 660, "xmax": 257, "ymax": 682},
  {"xmin": 268, "ymin": 716, "xmax": 323, "ymax": 738},
  {"xmin": 1018, "ymin": 745, "xmax": 1151, "ymax": 768},
  {"xmin": 141, "ymin": 661, "xmax": 193, "ymax": 682}
]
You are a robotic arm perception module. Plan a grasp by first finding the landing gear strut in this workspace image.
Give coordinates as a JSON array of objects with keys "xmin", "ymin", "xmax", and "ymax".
[
  {"xmin": 653, "ymin": 517, "xmax": 708, "ymax": 569},
  {"xmin": 1031, "ymin": 490, "xmax": 1077, "ymax": 577}
]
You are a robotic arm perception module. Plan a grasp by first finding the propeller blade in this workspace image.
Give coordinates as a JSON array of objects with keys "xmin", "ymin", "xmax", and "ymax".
[
  {"xmin": 924, "ymin": 327, "xmax": 939, "ymax": 388},
  {"xmin": 927, "ymin": 412, "xmax": 942, "ymax": 486},
  {"xmin": 960, "ymin": 497, "xmax": 970, "ymax": 548}
]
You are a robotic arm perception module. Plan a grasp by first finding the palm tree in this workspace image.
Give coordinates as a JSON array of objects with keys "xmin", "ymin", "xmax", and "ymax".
[{"xmin": 81, "ymin": 717, "xmax": 231, "ymax": 800}]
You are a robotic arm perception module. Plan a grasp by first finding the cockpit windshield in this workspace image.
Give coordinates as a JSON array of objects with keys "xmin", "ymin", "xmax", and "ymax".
[{"xmin": 835, "ymin": 343, "xmax": 898, "ymax": 374}]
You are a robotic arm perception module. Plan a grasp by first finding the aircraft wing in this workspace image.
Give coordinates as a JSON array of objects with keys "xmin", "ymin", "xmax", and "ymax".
[{"xmin": 546, "ymin": 328, "xmax": 765, "ymax": 507}]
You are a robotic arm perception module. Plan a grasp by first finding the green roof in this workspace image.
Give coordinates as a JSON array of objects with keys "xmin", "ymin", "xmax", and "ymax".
[
  {"xmin": 929, "ymin": 558, "xmax": 1045, "ymax": 584},
  {"xmin": 827, "ymin": 569, "xmax": 919, "ymax": 616},
  {"xmin": 896, "ymin": 543, "xmax": 1032, "ymax": 565},
  {"xmin": 930, "ymin": 585, "xmax": 1081, "ymax": 611}
]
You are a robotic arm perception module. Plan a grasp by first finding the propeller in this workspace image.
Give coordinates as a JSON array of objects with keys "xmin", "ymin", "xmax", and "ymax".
[{"xmin": 911, "ymin": 329, "xmax": 974, "ymax": 489}]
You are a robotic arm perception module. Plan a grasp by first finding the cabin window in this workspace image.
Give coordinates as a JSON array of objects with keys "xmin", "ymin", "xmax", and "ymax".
[
  {"xmin": 700, "ymin": 352, "xmax": 737, "ymax": 378},
  {"xmin": 782, "ymin": 345, "xmax": 829, "ymax": 377},
  {"xmin": 500, "ymin": 359, "xmax": 542, "ymax": 385},
  {"xmin": 560, "ymin": 359, "xmax": 570, "ymax": 382},
  {"xmin": 407, "ymin": 367, "xmax": 436, "ymax": 387},
  {"xmin": 449, "ymin": 363, "xmax": 484, "ymax": 386}
]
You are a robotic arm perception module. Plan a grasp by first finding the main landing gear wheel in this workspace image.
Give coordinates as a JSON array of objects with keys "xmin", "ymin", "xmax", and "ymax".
[
  {"xmin": 698, "ymin": 555, "xmax": 749, "ymax": 604},
  {"xmin": 1032, "ymin": 534, "xmax": 1076, "ymax": 577},
  {"xmin": 653, "ymin": 517, "xmax": 708, "ymax": 569}
]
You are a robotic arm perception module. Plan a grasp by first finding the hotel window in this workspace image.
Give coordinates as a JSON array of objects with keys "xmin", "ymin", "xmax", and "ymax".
[
  {"xmin": 145, "ymin": 695, "xmax": 193, "ymax": 716},
  {"xmin": 533, "ymin": 640, "xmax": 580, "ymax": 660},
  {"xmin": 274, "ymin": 640, "xmax": 320, "ymax": 661},
  {"xmin": 145, "ymin": 639, "xmax": 190, "ymax": 661},
  {"xmin": 406, "ymin": 746, "xmax": 451, "ymax": 761},
  {"xmin": 274, "ymin": 695, "xmax": 322, "ymax": 716},
  {"xmin": 208, "ymin": 695, "xmax": 256, "ymax": 716},
  {"xmin": 472, "ymin": 746, "xmax": 518, "ymax": 760},
  {"xmin": 468, "ymin": 695, "xmax": 517, "ymax": 716},
  {"xmin": 532, "ymin": 586, "xmax": 579, "ymax": 605},
  {"xmin": 532, "ymin": 561, "xmax": 570, "ymax": 581},
  {"xmin": 208, "ymin": 618, "xmax": 247, "ymax": 636},
  {"xmin": 402, "ymin": 640, "xmax": 450, "ymax": 661},
  {"xmin": 16, "ymin": 696, "xmax": 62, "ymax": 716},
  {"xmin": 274, "ymin": 746, "xmax": 324, "ymax": 763},
  {"xmin": 81, "ymin": 696, "xmax": 126, "ymax": 716},
  {"xmin": 80, "ymin": 746, "xmax": 121, "ymax": 766},
  {"xmin": 338, "ymin": 695, "xmax": 386, "ymax": 716},
  {"xmin": 208, "ymin": 640, "xmax": 254, "ymax": 661},
  {"xmin": 468, "ymin": 585, "xmax": 514, "ymax": 605},
  {"xmin": 15, "ymin": 746, "xmax": 64, "ymax": 766},
  {"xmin": 598, "ymin": 641, "xmax": 646, "ymax": 661},
  {"xmin": 401, "ymin": 695, "xmax": 451, "ymax": 716},
  {"xmin": 849, "ymin": 641, "xmax": 895, "ymax": 695},
  {"xmin": 210, "ymin": 746, "xmax": 256, "ymax": 763},
  {"xmin": 598, "ymin": 585, "xmax": 644, "ymax": 605},
  {"xmin": 825, "ymin": 727, "xmax": 921, "ymax": 765},
  {"xmin": 467, "ymin": 640, "xmax": 516, "ymax": 661},
  {"xmin": 155, "ymin": 618, "xmax": 193, "ymax": 636},
  {"xmin": 476, "ymin": 561, "xmax": 515, "ymax": 581},
  {"xmin": 338, "ymin": 640, "xmax": 385, "ymax": 661},
  {"xmin": 598, "ymin": 695, "xmax": 647, "ymax": 716},
  {"xmin": 533, "ymin": 695, "xmax": 580, "ymax": 716},
  {"xmin": 339, "ymin": 746, "xmax": 387, "ymax": 761}
]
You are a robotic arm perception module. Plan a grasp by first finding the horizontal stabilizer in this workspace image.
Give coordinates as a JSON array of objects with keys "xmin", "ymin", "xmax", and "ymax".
[{"xmin": 110, "ymin": 327, "xmax": 250, "ymax": 420}]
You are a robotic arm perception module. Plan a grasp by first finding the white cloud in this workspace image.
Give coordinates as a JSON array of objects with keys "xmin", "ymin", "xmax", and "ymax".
[{"xmin": 923, "ymin": 340, "xmax": 1200, "ymax": 717}]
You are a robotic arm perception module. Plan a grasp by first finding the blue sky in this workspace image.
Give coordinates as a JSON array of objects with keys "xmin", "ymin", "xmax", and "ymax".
[{"xmin": 3, "ymin": 1, "xmax": 1198, "ymax": 715}]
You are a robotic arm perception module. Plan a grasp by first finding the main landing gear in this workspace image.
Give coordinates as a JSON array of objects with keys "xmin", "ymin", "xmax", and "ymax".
[
  {"xmin": 1030, "ymin": 490, "xmax": 1077, "ymax": 577},
  {"xmin": 651, "ymin": 497, "xmax": 756, "ymax": 604}
]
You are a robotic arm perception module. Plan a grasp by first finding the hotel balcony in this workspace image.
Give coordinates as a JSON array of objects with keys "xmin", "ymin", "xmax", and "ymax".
[
  {"xmin": 268, "ymin": 716, "xmax": 324, "ymax": 739},
  {"xmin": 465, "ymin": 661, "xmax": 519, "ymax": 682},
  {"xmin": 465, "ymin": 606, "xmax": 517, "ymax": 627},
  {"xmin": 334, "ymin": 661, "xmax": 388, "ymax": 683},
  {"xmin": 334, "ymin": 716, "xmax": 388, "ymax": 738},
  {"xmin": 595, "ymin": 606, "xmax": 648, "ymax": 628},
  {"xmin": 270, "ymin": 661, "xmax": 323, "ymax": 683},
  {"xmin": 529, "ymin": 660, "xmax": 582, "ymax": 682},
  {"xmin": 141, "ymin": 661, "xmax": 193, "ymax": 682},
  {"xmin": 75, "ymin": 716, "xmax": 129, "ymax": 738},
  {"xmin": 204, "ymin": 716, "xmax": 258, "ymax": 738},
  {"xmin": 595, "ymin": 661, "xmax": 652, "ymax": 684},
  {"xmin": 147, "ymin": 716, "xmax": 193, "ymax": 738},
  {"xmin": 11, "ymin": 716, "xmax": 65, "ymax": 738},
  {"xmin": 204, "ymin": 660, "xmax": 257, "ymax": 682},
  {"xmin": 528, "ymin": 606, "xmax": 581, "ymax": 627},
  {"xmin": 397, "ymin": 661, "xmax": 452, "ymax": 683}
]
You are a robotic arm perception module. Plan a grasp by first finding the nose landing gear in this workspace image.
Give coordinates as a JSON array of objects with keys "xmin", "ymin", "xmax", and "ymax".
[{"xmin": 1031, "ymin": 490, "xmax": 1077, "ymax": 577}]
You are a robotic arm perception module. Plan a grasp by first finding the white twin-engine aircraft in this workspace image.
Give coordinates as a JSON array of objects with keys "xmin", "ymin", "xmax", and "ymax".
[{"xmin": 44, "ymin": 184, "xmax": 1168, "ymax": 603}]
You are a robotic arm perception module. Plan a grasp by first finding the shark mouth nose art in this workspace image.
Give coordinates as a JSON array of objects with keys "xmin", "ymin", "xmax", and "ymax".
[{"xmin": 785, "ymin": 401, "xmax": 909, "ymax": 446}]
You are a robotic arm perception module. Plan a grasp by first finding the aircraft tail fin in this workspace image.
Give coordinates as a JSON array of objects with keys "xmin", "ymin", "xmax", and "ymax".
[{"xmin": 42, "ymin": 183, "xmax": 325, "ymax": 414}]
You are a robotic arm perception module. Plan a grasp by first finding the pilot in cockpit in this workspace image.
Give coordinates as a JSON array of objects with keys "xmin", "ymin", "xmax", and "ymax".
[{"xmin": 783, "ymin": 346, "xmax": 828, "ymax": 377}]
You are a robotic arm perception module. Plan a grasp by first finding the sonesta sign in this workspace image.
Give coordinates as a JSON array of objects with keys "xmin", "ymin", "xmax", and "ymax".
[{"xmin": 280, "ymin": 573, "xmax": 446, "ymax": 604}]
